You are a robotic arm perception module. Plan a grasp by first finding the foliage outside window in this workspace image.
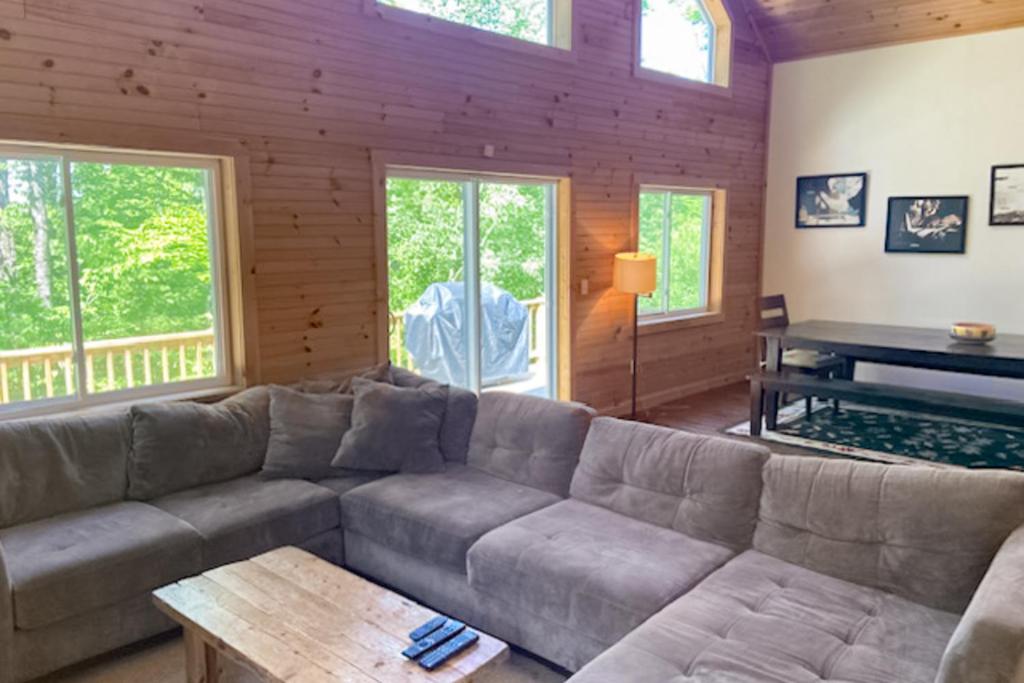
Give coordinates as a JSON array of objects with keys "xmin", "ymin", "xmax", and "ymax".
[
  {"xmin": 379, "ymin": 0, "xmax": 557, "ymax": 47},
  {"xmin": 0, "ymin": 146, "xmax": 228, "ymax": 415},
  {"xmin": 638, "ymin": 187, "xmax": 713, "ymax": 318},
  {"xmin": 639, "ymin": 0, "xmax": 717, "ymax": 84}
]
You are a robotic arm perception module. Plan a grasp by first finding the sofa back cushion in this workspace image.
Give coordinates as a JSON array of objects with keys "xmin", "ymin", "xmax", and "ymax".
[
  {"xmin": 570, "ymin": 418, "xmax": 770, "ymax": 550},
  {"xmin": 754, "ymin": 455, "xmax": 1024, "ymax": 613},
  {"xmin": 0, "ymin": 410, "xmax": 131, "ymax": 527},
  {"xmin": 127, "ymin": 386, "xmax": 270, "ymax": 500},
  {"xmin": 467, "ymin": 392, "xmax": 594, "ymax": 497}
]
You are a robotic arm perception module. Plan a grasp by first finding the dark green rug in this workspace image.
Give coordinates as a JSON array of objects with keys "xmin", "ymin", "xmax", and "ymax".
[{"xmin": 728, "ymin": 401, "xmax": 1024, "ymax": 471}]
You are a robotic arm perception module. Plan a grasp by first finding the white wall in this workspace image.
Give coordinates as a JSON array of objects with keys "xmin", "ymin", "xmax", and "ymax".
[{"xmin": 763, "ymin": 27, "xmax": 1024, "ymax": 400}]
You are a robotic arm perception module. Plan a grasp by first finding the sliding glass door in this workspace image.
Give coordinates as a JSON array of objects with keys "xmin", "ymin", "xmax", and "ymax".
[{"xmin": 386, "ymin": 170, "xmax": 558, "ymax": 398}]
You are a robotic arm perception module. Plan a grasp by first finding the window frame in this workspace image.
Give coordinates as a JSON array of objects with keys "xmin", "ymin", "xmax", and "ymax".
[
  {"xmin": 378, "ymin": 162, "xmax": 570, "ymax": 400},
  {"xmin": 633, "ymin": 0, "xmax": 733, "ymax": 92},
  {"xmin": 0, "ymin": 143, "xmax": 236, "ymax": 420},
  {"xmin": 367, "ymin": 0, "xmax": 574, "ymax": 55},
  {"xmin": 633, "ymin": 180, "xmax": 727, "ymax": 332}
]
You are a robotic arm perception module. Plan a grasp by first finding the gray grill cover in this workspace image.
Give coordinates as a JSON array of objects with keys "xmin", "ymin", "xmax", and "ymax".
[{"xmin": 403, "ymin": 282, "xmax": 530, "ymax": 387}]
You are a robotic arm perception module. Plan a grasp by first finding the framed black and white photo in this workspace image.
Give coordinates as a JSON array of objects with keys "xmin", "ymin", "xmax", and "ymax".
[
  {"xmin": 990, "ymin": 165, "xmax": 1024, "ymax": 226},
  {"xmin": 795, "ymin": 173, "xmax": 868, "ymax": 228},
  {"xmin": 885, "ymin": 196, "xmax": 968, "ymax": 254}
]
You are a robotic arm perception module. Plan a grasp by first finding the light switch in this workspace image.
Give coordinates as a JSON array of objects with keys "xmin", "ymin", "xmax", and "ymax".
[{"xmin": 580, "ymin": 278, "xmax": 589, "ymax": 295}]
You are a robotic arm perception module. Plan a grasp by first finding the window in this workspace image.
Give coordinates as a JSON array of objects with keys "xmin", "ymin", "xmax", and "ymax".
[
  {"xmin": 378, "ymin": 0, "xmax": 570, "ymax": 48},
  {"xmin": 638, "ymin": 187, "xmax": 713, "ymax": 319},
  {"xmin": 0, "ymin": 145, "xmax": 231, "ymax": 415},
  {"xmin": 638, "ymin": 0, "xmax": 729, "ymax": 86},
  {"xmin": 386, "ymin": 169, "xmax": 561, "ymax": 398}
]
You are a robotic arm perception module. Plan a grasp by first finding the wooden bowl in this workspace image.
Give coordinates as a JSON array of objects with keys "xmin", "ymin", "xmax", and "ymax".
[{"xmin": 950, "ymin": 322, "xmax": 996, "ymax": 344}]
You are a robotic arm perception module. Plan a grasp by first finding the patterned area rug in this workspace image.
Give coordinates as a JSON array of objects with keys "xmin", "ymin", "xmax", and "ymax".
[{"xmin": 727, "ymin": 400, "xmax": 1024, "ymax": 471}]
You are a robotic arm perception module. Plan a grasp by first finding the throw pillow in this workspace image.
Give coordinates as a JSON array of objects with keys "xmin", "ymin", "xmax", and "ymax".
[
  {"xmin": 332, "ymin": 378, "xmax": 447, "ymax": 473},
  {"xmin": 127, "ymin": 386, "xmax": 270, "ymax": 500},
  {"xmin": 294, "ymin": 362, "xmax": 393, "ymax": 394},
  {"xmin": 261, "ymin": 385, "xmax": 355, "ymax": 480}
]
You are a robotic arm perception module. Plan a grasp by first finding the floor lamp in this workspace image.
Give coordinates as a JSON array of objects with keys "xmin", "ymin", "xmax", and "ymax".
[{"xmin": 613, "ymin": 252, "xmax": 657, "ymax": 419}]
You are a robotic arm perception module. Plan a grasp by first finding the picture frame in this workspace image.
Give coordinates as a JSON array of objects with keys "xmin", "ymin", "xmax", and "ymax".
[
  {"xmin": 885, "ymin": 196, "xmax": 968, "ymax": 254},
  {"xmin": 990, "ymin": 164, "xmax": 1024, "ymax": 226},
  {"xmin": 795, "ymin": 172, "xmax": 868, "ymax": 228}
]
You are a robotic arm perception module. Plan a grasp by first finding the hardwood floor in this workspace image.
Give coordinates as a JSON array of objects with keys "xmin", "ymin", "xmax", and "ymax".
[{"xmin": 640, "ymin": 380, "xmax": 822, "ymax": 456}]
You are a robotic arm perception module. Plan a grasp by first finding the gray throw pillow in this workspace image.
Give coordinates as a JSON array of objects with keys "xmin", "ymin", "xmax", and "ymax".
[
  {"xmin": 127, "ymin": 386, "xmax": 270, "ymax": 500},
  {"xmin": 332, "ymin": 378, "xmax": 447, "ymax": 473},
  {"xmin": 390, "ymin": 366, "xmax": 478, "ymax": 464},
  {"xmin": 261, "ymin": 385, "xmax": 355, "ymax": 480}
]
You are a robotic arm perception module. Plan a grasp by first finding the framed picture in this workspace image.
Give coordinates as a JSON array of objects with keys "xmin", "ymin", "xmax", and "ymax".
[
  {"xmin": 885, "ymin": 196, "xmax": 968, "ymax": 254},
  {"xmin": 990, "ymin": 165, "xmax": 1024, "ymax": 225},
  {"xmin": 795, "ymin": 173, "xmax": 868, "ymax": 228}
]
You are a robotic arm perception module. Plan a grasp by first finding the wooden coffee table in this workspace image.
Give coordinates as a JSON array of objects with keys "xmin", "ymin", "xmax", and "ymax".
[{"xmin": 152, "ymin": 546, "xmax": 509, "ymax": 682}]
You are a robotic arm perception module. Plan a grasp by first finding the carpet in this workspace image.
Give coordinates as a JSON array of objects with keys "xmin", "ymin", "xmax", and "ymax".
[{"xmin": 727, "ymin": 400, "xmax": 1024, "ymax": 471}]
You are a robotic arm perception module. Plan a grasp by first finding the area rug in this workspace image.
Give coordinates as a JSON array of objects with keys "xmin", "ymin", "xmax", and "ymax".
[{"xmin": 727, "ymin": 400, "xmax": 1024, "ymax": 471}]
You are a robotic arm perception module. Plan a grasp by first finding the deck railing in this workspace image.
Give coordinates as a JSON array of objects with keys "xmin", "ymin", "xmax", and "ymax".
[
  {"xmin": 0, "ymin": 329, "xmax": 216, "ymax": 405},
  {"xmin": 390, "ymin": 297, "xmax": 545, "ymax": 372}
]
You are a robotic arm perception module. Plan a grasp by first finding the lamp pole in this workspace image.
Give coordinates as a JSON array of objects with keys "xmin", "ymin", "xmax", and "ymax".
[{"xmin": 631, "ymin": 293, "xmax": 639, "ymax": 419}]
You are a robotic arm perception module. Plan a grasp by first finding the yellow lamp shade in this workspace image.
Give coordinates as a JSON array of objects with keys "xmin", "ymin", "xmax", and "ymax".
[{"xmin": 613, "ymin": 252, "xmax": 657, "ymax": 295}]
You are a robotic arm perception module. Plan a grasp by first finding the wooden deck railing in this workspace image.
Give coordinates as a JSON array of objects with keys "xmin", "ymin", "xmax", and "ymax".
[
  {"xmin": 390, "ymin": 297, "xmax": 545, "ymax": 372},
  {"xmin": 0, "ymin": 329, "xmax": 216, "ymax": 405}
]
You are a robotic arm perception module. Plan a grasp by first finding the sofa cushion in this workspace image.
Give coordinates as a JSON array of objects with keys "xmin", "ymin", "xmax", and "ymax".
[
  {"xmin": 0, "ymin": 409, "xmax": 131, "ymax": 528},
  {"xmin": 569, "ymin": 550, "xmax": 961, "ymax": 683},
  {"xmin": 468, "ymin": 499, "xmax": 734, "ymax": 645},
  {"xmin": 261, "ymin": 385, "xmax": 354, "ymax": 480},
  {"xmin": 340, "ymin": 463, "xmax": 560, "ymax": 573},
  {"xmin": 754, "ymin": 455, "xmax": 1024, "ymax": 613},
  {"xmin": 0, "ymin": 502, "xmax": 202, "ymax": 630},
  {"xmin": 334, "ymin": 378, "xmax": 448, "ymax": 474},
  {"xmin": 467, "ymin": 392, "xmax": 594, "ymax": 497},
  {"xmin": 570, "ymin": 418, "xmax": 770, "ymax": 551},
  {"xmin": 128, "ymin": 386, "xmax": 271, "ymax": 500},
  {"xmin": 391, "ymin": 366, "xmax": 478, "ymax": 464},
  {"xmin": 150, "ymin": 475, "xmax": 340, "ymax": 568}
]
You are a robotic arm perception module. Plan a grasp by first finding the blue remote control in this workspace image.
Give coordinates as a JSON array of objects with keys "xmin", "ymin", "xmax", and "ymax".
[
  {"xmin": 401, "ymin": 619, "xmax": 465, "ymax": 659},
  {"xmin": 409, "ymin": 616, "xmax": 448, "ymax": 642},
  {"xmin": 418, "ymin": 630, "xmax": 479, "ymax": 670}
]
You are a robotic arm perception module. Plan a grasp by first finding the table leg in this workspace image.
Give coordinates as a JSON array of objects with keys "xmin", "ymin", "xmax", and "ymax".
[
  {"xmin": 765, "ymin": 337, "xmax": 782, "ymax": 430},
  {"xmin": 749, "ymin": 377, "xmax": 763, "ymax": 436},
  {"xmin": 184, "ymin": 629, "xmax": 221, "ymax": 683}
]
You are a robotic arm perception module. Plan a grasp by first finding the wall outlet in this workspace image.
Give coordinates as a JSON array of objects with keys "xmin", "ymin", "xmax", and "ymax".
[{"xmin": 482, "ymin": 144, "xmax": 495, "ymax": 158}]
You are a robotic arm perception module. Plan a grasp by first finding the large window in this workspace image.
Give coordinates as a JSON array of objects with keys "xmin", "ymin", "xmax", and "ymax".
[
  {"xmin": 638, "ymin": 187, "xmax": 713, "ymax": 319},
  {"xmin": 0, "ymin": 145, "xmax": 229, "ymax": 415},
  {"xmin": 638, "ymin": 0, "xmax": 728, "ymax": 86},
  {"xmin": 378, "ymin": 0, "xmax": 570, "ymax": 48},
  {"xmin": 386, "ymin": 170, "xmax": 560, "ymax": 398}
]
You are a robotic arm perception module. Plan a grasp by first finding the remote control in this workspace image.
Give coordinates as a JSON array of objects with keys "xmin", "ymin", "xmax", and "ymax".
[
  {"xmin": 401, "ymin": 619, "xmax": 465, "ymax": 659},
  {"xmin": 418, "ymin": 630, "xmax": 479, "ymax": 670},
  {"xmin": 409, "ymin": 615, "xmax": 448, "ymax": 641}
]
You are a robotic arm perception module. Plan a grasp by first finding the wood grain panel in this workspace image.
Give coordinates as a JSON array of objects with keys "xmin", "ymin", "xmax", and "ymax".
[
  {"xmin": 746, "ymin": 0, "xmax": 1024, "ymax": 61},
  {"xmin": 0, "ymin": 0, "xmax": 770, "ymax": 413}
]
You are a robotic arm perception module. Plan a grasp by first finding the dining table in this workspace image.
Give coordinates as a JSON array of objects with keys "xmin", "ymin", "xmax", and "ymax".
[{"xmin": 754, "ymin": 319, "xmax": 1024, "ymax": 431}]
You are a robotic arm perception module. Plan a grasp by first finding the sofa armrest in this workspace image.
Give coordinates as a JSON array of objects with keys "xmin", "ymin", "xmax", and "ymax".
[
  {"xmin": 0, "ymin": 539, "xmax": 13, "ymax": 683},
  {"xmin": 936, "ymin": 524, "xmax": 1024, "ymax": 683}
]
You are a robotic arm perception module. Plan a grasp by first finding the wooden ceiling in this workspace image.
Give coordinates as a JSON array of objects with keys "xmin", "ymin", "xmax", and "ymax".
[{"xmin": 743, "ymin": 0, "xmax": 1024, "ymax": 61}]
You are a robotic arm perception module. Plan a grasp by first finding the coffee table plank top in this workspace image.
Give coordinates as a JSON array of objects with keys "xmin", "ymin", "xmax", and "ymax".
[{"xmin": 153, "ymin": 546, "xmax": 508, "ymax": 683}]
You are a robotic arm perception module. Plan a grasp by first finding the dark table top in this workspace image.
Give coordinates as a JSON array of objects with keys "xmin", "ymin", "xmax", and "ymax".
[{"xmin": 757, "ymin": 320, "xmax": 1024, "ymax": 363}]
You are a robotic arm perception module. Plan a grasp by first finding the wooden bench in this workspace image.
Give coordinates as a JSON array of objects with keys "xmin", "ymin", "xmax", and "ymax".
[{"xmin": 750, "ymin": 371, "xmax": 1024, "ymax": 436}]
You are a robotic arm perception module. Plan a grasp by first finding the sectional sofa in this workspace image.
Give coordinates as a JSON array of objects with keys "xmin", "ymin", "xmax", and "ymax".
[{"xmin": 1, "ymin": 367, "xmax": 1023, "ymax": 683}]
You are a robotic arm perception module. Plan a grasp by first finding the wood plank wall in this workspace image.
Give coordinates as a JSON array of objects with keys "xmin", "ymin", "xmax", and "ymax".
[{"xmin": 0, "ymin": 0, "xmax": 770, "ymax": 414}]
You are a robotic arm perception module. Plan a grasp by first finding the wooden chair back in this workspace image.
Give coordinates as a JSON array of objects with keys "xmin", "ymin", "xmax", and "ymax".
[{"xmin": 759, "ymin": 294, "xmax": 790, "ymax": 330}]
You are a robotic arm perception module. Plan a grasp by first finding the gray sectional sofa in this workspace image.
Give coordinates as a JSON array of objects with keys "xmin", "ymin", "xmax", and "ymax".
[{"xmin": 1, "ymin": 368, "xmax": 1023, "ymax": 683}]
